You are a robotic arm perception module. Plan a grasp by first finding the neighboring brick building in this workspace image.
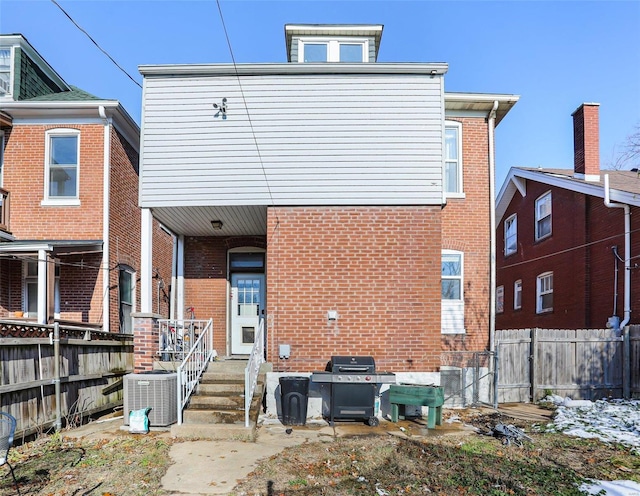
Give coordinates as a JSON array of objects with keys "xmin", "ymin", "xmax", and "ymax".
[
  {"xmin": 136, "ymin": 24, "xmax": 518, "ymax": 401},
  {"xmin": 0, "ymin": 34, "xmax": 172, "ymax": 333},
  {"xmin": 496, "ymin": 103, "xmax": 640, "ymax": 331}
]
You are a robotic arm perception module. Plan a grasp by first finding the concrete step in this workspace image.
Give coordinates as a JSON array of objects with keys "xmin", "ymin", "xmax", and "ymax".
[
  {"xmin": 171, "ymin": 422, "xmax": 256, "ymax": 441},
  {"xmin": 200, "ymin": 372, "xmax": 245, "ymax": 384},
  {"xmin": 182, "ymin": 408, "xmax": 246, "ymax": 425},
  {"xmin": 189, "ymin": 395, "xmax": 245, "ymax": 409},
  {"xmin": 196, "ymin": 382, "xmax": 245, "ymax": 395}
]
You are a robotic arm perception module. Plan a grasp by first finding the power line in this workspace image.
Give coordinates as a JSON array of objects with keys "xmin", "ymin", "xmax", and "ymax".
[
  {"xmin": 499, "ymin": 227, "xmax": 640, "ymax": 271},
  {"xmin": 50, "ymin": 0, "xmax": 142, "ymax": 89},
  {"xmin": 215, "ymin": 0, "xmax": 280, "ymax": 229}
]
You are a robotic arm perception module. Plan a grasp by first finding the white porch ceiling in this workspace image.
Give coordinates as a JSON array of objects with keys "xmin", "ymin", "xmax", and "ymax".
[{"xmin": 150, "ymin": 205, "xmax": 267, "ymax": 237}]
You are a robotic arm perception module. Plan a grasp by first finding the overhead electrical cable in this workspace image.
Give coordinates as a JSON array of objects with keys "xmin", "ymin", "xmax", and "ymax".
[
  {"xmin": 215, "ymin": 0, "xmax": 280, "ymax": 235},
  {"xmin": 50, "ymin": 0, "xmax": 142, "ymax": 89}
]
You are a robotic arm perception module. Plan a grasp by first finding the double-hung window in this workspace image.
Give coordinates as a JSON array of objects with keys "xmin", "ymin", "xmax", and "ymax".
[
  {"xmin": 496, "ymin": 285, "xmax": 504, "ymax": 314},
  {"xmin": 119, "ymin": 267, "xmax": 135, "ymax": 333},
  {"xmin": 536, "ymin": 272, "xmax": 553, "ymax": 313},
  {"xmin": 444, "ymin": 122, "xmax": 463, "ymax": 197},
  {"xmin": 44, "ymin": 129, "xmax": 80, "ymax": 205},
  {"xmin": 298, "ymin": 39, "xmax": 368, "ymax": 62},
  {"xmin": 23, "ymin": 259, "xmax": 60, "ymax": 318},
  {"xmin": 535, "ymin": 192, "xmax": 552, "ymax": 240},
  {"xmin": 0, "ymin": 48, "xmax": 11, "ymax": 95},
  {"xmin": 504, "ymin": 214, "xmax": 517, "ymax": 256},
  {"xmin": 441, "ymin": 250, "xmax": 464, "ymax": 333},
  {"xmin": 514, "ymin": 280, "xmax": 522, "ymax": 310}
]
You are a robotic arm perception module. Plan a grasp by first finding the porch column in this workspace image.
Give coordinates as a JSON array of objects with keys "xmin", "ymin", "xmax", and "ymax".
[
  {"xmin": 132, "ymin": 312, "xmax": 161, "ymax": 372},
  {"xmin": 176, "ymin": 235, "xmax": 185, "ymax": 320},
  {"xmin": 140, "ymin": 208, "xmax": 153, "ymax": 314},
  {"xmin": 37, "ymin": 249, "xmax": 47, "ymax": 324}
]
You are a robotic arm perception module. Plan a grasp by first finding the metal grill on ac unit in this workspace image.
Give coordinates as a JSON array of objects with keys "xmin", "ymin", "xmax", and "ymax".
[{"xmin": 123, "ymin": 372, "xmax": 178, "ymax": 426}]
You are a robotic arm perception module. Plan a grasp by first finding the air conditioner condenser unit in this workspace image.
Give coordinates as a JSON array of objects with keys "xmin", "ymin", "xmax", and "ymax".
[{"xmin": 123, "ymin": 372, "xmax": 178, "ymax": 426}]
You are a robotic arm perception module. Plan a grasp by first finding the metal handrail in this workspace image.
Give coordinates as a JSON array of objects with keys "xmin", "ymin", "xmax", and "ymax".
[
  {"xmin": 244, "ymin": 318, "xmax": 265, "ymax": 427},
  {"xmin": 158, "ymin": 319, "xmax": 210, "ymax": 361},
  {"xmin": 176, "ymin": 318, "xmax": 214, "ymax": 424}
]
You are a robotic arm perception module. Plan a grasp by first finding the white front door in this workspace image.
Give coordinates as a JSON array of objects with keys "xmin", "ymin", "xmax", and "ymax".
[{"xmin": 230, "ymin": 274, "xmax": 265, "ymax": 355}]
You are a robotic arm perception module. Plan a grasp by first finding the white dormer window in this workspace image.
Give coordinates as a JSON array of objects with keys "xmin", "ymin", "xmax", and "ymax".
[
  {"xmin": 298, "ymin": 38, "xmax": 369, "ymax": 63},
  {"xmin": 0, "ymin": 48, "xmax": 12, "ymax": 95}
]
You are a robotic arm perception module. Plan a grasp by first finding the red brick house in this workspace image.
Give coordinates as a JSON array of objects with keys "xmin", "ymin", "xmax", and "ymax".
[
  {"xmin": 0, "ymin": 34, "xmax": 172, "ymax": 332},
  {"xmin": 496, "ymin": 103, "xmax": 640, "ymax": 331},
  {"xmin": 135, "ymin": 25, "xmax": 518, "ymax": 407}
]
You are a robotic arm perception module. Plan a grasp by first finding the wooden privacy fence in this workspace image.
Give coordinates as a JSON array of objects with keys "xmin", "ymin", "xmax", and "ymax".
[
  {"xmin": 496, "ymin": 327, "xmax": 639, "ymax": 403},
  {"xmin": 0, "ymin": 320, "xmax": 133, "ymax": 439}
]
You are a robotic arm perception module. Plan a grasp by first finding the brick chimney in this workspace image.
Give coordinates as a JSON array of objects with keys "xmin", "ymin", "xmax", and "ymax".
[{"xmin": 572, "ymin": 103, "xmax": 600, "ymax": 181}]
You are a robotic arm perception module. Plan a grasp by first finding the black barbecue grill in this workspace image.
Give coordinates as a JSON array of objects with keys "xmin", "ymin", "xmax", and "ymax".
[{"xmin": 311, "ymin": 356, "xmax": 396, "ymax": 426}]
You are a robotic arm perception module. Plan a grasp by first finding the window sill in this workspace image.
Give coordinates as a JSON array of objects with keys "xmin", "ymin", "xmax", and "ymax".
[
  {"xmin": 441, "ymin": 328, "xmax": 466, "ymax": 335},
  {"xmin": 41, "ymin": 199, "xmax": 81, "ymax": 207},
  {"xmin": 445, "ymin": 192, "xmax": 466, "ymax": 200}
]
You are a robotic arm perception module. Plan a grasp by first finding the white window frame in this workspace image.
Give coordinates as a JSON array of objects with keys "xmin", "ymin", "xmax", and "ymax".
[
  {"xmin": 504, "ymin": 214, "xmax": 517, "ymax": 256},
  {"xmin": 535, "ymin": 191, "xmax": 552, "ymax": 241},
  {"xmin": 441, "ymin": 249, "xmax": 465, "ymax": 334},
  {"xmin": 444, "ymin": 121, "xmax": 464, "ymax": 198},
  {"xmin": 496, "ymin": 285, "xmax": 504, "ymax": 314},
  {"xmin": 42, "ymin": 128, "xmax": 81, "ymax": 206},
  {"xmin": 514, "ymin": 279, "xmax": 522, "ymax": 310},
  {"xmin": 0, "ymin": 129, "xmax": 4, "ymax": 186},
  {"xmin": 297, "ymin": 37, "xmax": 370, "ymax": 63},
  {"xmin": 23, "ymin": 259, "xmax": 60, "ymax": 318},
  {"xmin": 0, "ymin": 47, "xmax": 12, "ymax": 96},
  {"xmin": 119, "ymin": 267, "xmax": 136, "ymax": 334},
  {"xmin": 536, "ymin": 272, "xmax": 553, "ymax": 314}
]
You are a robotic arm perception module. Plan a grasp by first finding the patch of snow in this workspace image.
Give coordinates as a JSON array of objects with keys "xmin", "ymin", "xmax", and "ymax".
[
  {"xmin": 580, "ymin": 479, "xmax": 640, "ymax": 496},
  {"xmin": 545, "ymin": 399, "xmax": 640, "ymax": 453}
]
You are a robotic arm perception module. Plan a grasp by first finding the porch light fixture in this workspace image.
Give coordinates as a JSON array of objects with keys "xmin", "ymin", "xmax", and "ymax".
[{"xmin": 211, "ymin": 220, "xmax": 224, "ymax": 230}]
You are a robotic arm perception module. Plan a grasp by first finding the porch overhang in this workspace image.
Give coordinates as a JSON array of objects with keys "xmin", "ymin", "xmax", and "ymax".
[
  {"xmin": 149, "ymin": 205, "xmax": 267, "ymax": 237},
  {"xmin": 0, "ymin": 239, "xmax": 103, "ymax": 255}
]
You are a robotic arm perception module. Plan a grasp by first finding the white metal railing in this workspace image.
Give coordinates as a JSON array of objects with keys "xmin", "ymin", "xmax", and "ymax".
[
  {"xmin": 244, "ymin": 318, "xmax": 265, "ymax": 427},
  {"xmin": 158, "ymin": 319, "xmax": 210, "ymax": 361},
  {"xmin": 175, "ymin": 318, "xmax": 214, "ymax": 424}
]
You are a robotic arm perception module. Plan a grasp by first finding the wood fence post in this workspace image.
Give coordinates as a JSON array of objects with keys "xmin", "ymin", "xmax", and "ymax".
[{"xmin": 530, "ymin": 328, "xmax": 537, "ymax": 402}]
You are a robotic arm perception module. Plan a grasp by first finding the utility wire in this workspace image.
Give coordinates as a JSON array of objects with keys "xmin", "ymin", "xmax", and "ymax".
[
  {"xmin": 215, "ymin": 0, "xmax": 280, "ymax": 230},
  {"xmin": 50, "ymin": 0, "xmax": 142, "ymax": 89}
]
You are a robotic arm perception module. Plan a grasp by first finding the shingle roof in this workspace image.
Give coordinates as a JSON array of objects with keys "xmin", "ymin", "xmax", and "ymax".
[
  {"xmin": 21, "ymin": 85, "xmax": 101, "ymax": 102},
  {"xmin": 519, "ymin": 167, "xmax": 640, "ymax": 196}
]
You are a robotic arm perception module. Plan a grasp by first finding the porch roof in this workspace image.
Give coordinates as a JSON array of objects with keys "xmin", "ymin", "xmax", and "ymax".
[{"xmin": 0, "ymin": 240, "xmax": 103, "ymax": 255}]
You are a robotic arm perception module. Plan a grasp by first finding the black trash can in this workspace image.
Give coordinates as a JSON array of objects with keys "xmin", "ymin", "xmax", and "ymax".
[{"xmin": 279, "ymin": 376, "xmax": 309, "ymax": 426}]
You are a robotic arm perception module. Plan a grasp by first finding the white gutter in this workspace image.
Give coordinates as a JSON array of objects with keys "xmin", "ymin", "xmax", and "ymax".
[
  {"xmin": 488, "ymin": 101, "xmax": 499, "ymax": 352},
  {"xmin": 604, "ymin": 174, "xmax": 631, "ymax": 330},
  {"xmin": 99, "ymin": 105, "xmax": 111, "ymax": 333}
]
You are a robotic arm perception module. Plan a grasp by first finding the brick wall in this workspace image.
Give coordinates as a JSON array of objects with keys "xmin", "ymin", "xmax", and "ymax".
[
  {"xmin": 497, "ymin": 181, "xmax": 591, "ymax": 328},
  {"xmin": 4, "ymin": 124, "xmax": 104, "ymax": 239},
  {"xmin": 265, "ymin": 206, "xmax": 442, "ymax": 373},
  {"xmin": 441, "ymin": 117, "xmax": 491, "ymax": 352},
  {"xmin": 184, "ymin": 236, "xmax": 266, "ymax": 355}
]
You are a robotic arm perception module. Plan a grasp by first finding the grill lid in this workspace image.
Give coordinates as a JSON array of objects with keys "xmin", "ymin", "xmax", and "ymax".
[{"xmin": 327, "ymin": 355, "xmax": 376, "ymax": 373}]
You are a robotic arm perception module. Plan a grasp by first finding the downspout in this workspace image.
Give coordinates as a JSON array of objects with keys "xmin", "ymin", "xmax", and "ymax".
[
  {"xmin": 488, "ymin": 101, "xmax": 499, "ymax": 353},
  {"xmin": 604, "ymin": 174, "xmax": 630, "ymax": 331},
  {"xmin": 99, "ymin": 105, "xmax": 111, "ymax": 333}
]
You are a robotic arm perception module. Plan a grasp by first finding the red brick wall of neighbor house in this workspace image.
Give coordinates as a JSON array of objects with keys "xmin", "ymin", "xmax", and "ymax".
[
  {"xmin": 265, "ymin": 206, "xmax": 442, "ymax": 373},
  {"xmin": 58, "ymin": 253, "xmax": 102, "ymax": 323},
  {"xmin": 441, "ymin": 117, "xmax": 491, "ymax": 352},
  {"xmin": 108, "ymin": 126, "xmax": 141, "ymax": 331},
  {"xmin": 496, "ymin": 181, "xmax": 590, "ymax": 329},
  {"xmin": 585, "ymin": 198, "xmax": 640, "ymax": 327},
  {"xmin": 3, "ymin": 124, "xmax": 104, "ymax": 239},
  {"xmin": 184, "ymin": 236, "xmax": 267, "ymax": 355},
  {"xmin": 2, "ymin": 123, "xmax": 106, "ymax": 323},
  {"xmin": 151, "ymin": 220, "xmax": 174, "ymax": 318}
]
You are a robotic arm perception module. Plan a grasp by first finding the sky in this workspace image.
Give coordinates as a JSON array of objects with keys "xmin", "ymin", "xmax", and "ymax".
[{"xmin": 1, "ymin": 0, "xmax": 639, "ymax": 189}]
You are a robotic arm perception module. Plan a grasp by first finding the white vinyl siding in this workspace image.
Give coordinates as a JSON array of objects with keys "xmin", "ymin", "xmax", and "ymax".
[
  {"xmin": 140, "ymin": 73, "xmax": 444, "ymax": 207},
  {"xmin": 441, "ymin": 250, "xmax": 464, "ymax": 334}
]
